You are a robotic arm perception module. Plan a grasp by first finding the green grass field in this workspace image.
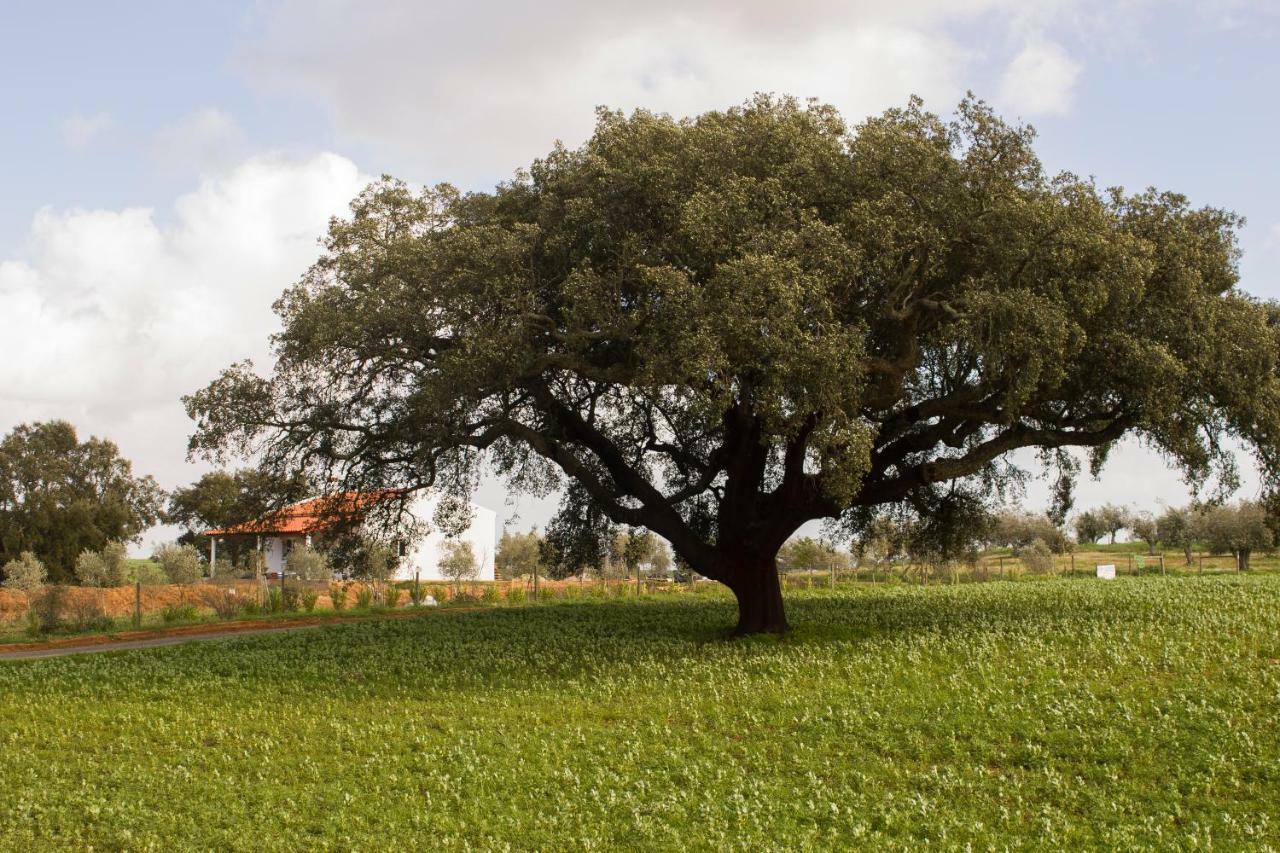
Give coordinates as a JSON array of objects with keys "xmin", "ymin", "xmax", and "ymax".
[{"xmin": 1, "ymin": 576, "xmax": 1277, "ymax": 850}]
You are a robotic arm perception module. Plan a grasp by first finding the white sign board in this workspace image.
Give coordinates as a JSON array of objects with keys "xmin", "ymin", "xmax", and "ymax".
[{"xmin": 1096, "ymin": 564, "xmax": 1116, "ymax": 580}]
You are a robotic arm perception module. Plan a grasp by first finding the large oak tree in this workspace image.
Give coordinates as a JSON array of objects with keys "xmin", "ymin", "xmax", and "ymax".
[{"xmin": 187, "ymin": 96, "xmax": 1280, "ymax": 633}]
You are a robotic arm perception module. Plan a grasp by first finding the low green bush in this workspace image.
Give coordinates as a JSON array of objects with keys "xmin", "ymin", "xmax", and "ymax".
[
  {"xmin": 482, "ymin": 585, "xmax": 499, "ymax": 604},
  {"xmin": 329, "ymin": 583, "xmax": 348, "ymax": 611},
  {"xmin": 301, "ymin": 587, "xmax": 319, "ymax": 612},
  {"xmin": 265, "ymin": 587, "xmax": 284, "ymax": 614},
  {"xmin": 506, "ymin": 585, "xmax": 526, "ymax": 604},
  {"xmin": 383, "ymin": 585, "xmax": 401, "ymax": 609},
  {"xmin": 355, "ymin": 586, "xmax": 373, "ymax": 609},
  {"xmin": 160, "ymin": 603, "xmax": 198, "ymax": 624}
]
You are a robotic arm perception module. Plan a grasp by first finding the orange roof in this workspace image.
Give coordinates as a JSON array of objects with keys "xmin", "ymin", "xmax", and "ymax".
[{"xmin": 206, "ymin": 490, "xmax": 402, "ymax": 536}]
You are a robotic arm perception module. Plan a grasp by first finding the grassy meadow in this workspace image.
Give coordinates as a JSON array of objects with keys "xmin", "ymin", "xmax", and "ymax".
[{"xmin": 1, "ymin": 575, "xmax": 1277, "ymax": 850}]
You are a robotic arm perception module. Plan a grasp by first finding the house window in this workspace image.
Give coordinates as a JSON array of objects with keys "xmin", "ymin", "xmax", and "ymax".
[
  {"xmin": 397, "ymin": 540, "xmax": 408, "ymax": 558},
  {"xmin": 282, "ymin": 540, "xmax": 294, "ymax": 557}
]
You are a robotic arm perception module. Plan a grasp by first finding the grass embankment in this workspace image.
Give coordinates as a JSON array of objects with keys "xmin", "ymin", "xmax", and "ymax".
[{"xmin": 1, "ymin": 576, "xmax": 1277, "ymax": 849}]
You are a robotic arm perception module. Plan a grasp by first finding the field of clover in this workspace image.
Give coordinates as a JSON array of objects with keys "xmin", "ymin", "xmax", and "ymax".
[{"xmin": 1, "ymin": 574, "xmax": 1277, "ymax": 850}]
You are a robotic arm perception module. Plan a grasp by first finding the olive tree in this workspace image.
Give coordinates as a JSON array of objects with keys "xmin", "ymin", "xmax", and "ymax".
[
  {"xmin": 439, "ymin": 540, "xmax": 478, "ymax": 593},
  {"xmin": 1200, "ymin": 501, "xmax": 1272, "ymax": 570},
  {"xmin": 187, "ymin": 95, "xmax": 1280, "ymax": 634},
  {"xmin": 2, "ymin": 551, "xmax": 47, "ymax": 595}
]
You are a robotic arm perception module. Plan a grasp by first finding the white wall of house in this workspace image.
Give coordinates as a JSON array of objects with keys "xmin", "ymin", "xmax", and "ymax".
[
  {"xmin": 242, "ymin": 493, "xmax": 496, "ymax": 581},
  {"xmin": 394, "ymin": 493, "xmax": 497, "ymax": 582},
  {"xmin": 261, "ymin": 534, "xmax": 308, "ymax": 575}
]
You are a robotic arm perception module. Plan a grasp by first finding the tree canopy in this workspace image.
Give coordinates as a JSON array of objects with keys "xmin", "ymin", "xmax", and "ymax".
[
  {"xmin": 167, "ymin": 468, "xmax": 309, "ymax": 564},
  {"xmin": 187, "ymin": 95, "xmax": 1280, "ymax": 633},
  {"xmin": 1, "ymin": 421, "xmax": 163, "ymax": 582}
]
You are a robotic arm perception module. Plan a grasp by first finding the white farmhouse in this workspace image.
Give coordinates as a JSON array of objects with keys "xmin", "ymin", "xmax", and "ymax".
[{"xmin": 206, "ymin": 490, "xmax": 497, "ymax": 581}]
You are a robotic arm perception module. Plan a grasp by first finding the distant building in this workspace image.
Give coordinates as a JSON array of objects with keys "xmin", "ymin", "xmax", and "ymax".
[{"xmin": 205, "ymin": 491, "xmax": 496, "ymax": 581}]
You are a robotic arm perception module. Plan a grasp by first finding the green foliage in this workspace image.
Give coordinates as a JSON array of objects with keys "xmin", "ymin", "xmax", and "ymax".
[
  {"xmin": 495, "ymin": 530, "xmax": 543, "ymax": 580},
  {"xmin": 1073, "ymin": 509, "xmax": 1107, "ymax": 544},
  {"xmin": 29, "ymin": 585, "xmax": 67, "ymax": 633},
  {"xmin": 128, "ymin": 560, "xmax": 170, "ymax": 586},
  {"xmin": 160, "ymin": 602, "xmax": 199, "ymax": 624},
  {"xmin": 166, "ymin": 468, "xmax": 309, "ymax": 563},
  {"xmin": 354, "ymin": 586, "xmax": 373, "ymax": 609},
  {"xmin": 265, "ymin": 587, "xmax": 284, "ymax": 614},
  {"xmin": 326, "ymin": 534, "xmax": 397, "ymax": 583},
  {"xmin": 506, "ymin": 585, "xmax": 526, "ymax": 604},
  {"xmin": 1156, "ymin": 505, "xmax": 1199, "ymax": 565},
  {"xmin": 1021, "ymin": 538, "xmax": 1056, "ymax": 575},
  {"xmin": 185, "ymin": 94, "xmax": 1280, "ymax": 633},
  {"xmin": 382, "ymin": 585, "xmax": 401, "ymax": 609},
  {"xmin": 481, "ymin": 585, "xmax": 499, "ymax": 604},
  {"xmin": 778, "ymin": 537, "xmax": 841, "ymax": 573},
  {"xmin": 286, "ymin": 546, "xmax": 329, "ymax": 581},
  {"xmin": 1129, "ymin": 511, "xmax": 1160, "ymax": 555},
  {"xmin": 439, "ymin": 540, "xmax": 478, "ymax": 590},
  {"xmin": 328, "ymin": 582, "xmax": 348, "ymax": 611},
  {"xmin": 992, "ymin": 510, "xmax": 1069, "ymax": 554},
  {"xmin": 300, "ymin": 587, "xmax": 319, "ymax": 612},
  {"xmin": 74, "ymin": 541, "xmax": 129, "ymax": 587},
  {"xmin": 1199, "ymin": 500, "xmax": 1273, "ymax": 569},
  {"xmin": 0, "ymin": 421, "xmax": 163, "ymax": 581},
  {"xmin": 2, "ymin": 551, "xmax": 47, "ymax": 594},
  {"xmin": 155, "ymin": 544, "xmax": 203, "ymax": 585},
  {"xmin": 1, "ymin": 579, "xmax": 1278, "ymax": 848},
  {"xmin": 1096, "ymin": 504, "xmax": 1133, "ymax": 545}
]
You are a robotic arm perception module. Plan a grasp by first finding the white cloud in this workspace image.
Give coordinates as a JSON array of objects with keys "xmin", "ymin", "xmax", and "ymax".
[
  {"xmin": 997, "ymin": 39, "xmax": 1083, "ymax": 116},
  {"xmin": 239, "ymin": 0, "xmax": 1046, "ymax": 185},
  {"xmin": 0, "ymin": 152, "xmax": 371, "ymax": 503},
  {"xmin": 154, "ymin": 107, "xmax": 248, "ymax": 175},
  {"xmin": 61, "ymin": 112, "xmax": 113, "ymax": 150}
]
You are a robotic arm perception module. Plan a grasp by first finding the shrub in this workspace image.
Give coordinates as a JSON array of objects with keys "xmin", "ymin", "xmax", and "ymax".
[
  {"xmin": 429, "ymin": 585, "xmax": 446, "ymax": 603},
  {"xmin": 75, "ymin": 550, "xmax": 108, "ymax": 587},
  {"xmin": 281, "ymin": 585, "xmax": 301, "ymax": 612},
  {"xmin": 506, "ymin": 585, "xmax": 526, "ymax": 604},
  {"xmin": 265, "ymin": 587, "xmax": 284, "ymax": 613},
  {"xmin": 301, "ymin": 587, "xmax": 319, "ymax": 612},
  {"xmin": 1022, "ymin": 539, "xmax": 1055, "ymax": 575},
  {"xmin": 355, "ymin": 586, "xmax": 374, "ymax": 609},
  {"xmin": 286, "ymin": 546, "xmax": 330, "ymax": 581},
  {"xmin": 383, "ymin": 585, "xmax": 401, "ymax": 609},
  {"xmin": 155, "ymin": 544, "xmax": 203, "ymax": 585},
  {"xmin": 482, "ymin": 585, "xmax": 499, "ymax": 604},
  {"xmin": 329, "ymin": 582, "xmax": 348, "ymax": 611},
  {"xmin": 2, "ymin": 551, "xmax": 47, "ymax": 595},
  {"xmin": 74, "ymin": 541, "xmax": 129, "ymax": 587},
  {"xmin": 67, "ymin": 593, "xmax": 112, "ymax": 632},
  {"xmin": 241, "ymin": 595, "xmax": 262, "ymax": 616},
  {"xmin": 31, "ymin": 585, "xmax": 66, "ymax": 633},
  {"xmin": 210, "ymin": 559, "xmax": 240, "ymax": 581},
  {"xmin": 204, "ymin": 588, "xmax": 242, "ymax": 620},
  {"xmin": 409, "ymin": 582, "xmax": 426, "ymax": 607},
  {"xmin": 160, "ymin": 602, "xmax": 199, "ymax": 624}
]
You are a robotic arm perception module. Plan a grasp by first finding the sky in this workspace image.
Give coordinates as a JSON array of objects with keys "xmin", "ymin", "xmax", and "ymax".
[{"xmin": 2, "ymin": 0, "xmax": 1279, "ymax": 552}]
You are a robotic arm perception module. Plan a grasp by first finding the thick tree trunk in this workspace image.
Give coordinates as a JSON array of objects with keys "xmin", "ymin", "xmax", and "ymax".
[{"xmin": 724, "ymin": 552, "xmax": 788, "ymax": 636}]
